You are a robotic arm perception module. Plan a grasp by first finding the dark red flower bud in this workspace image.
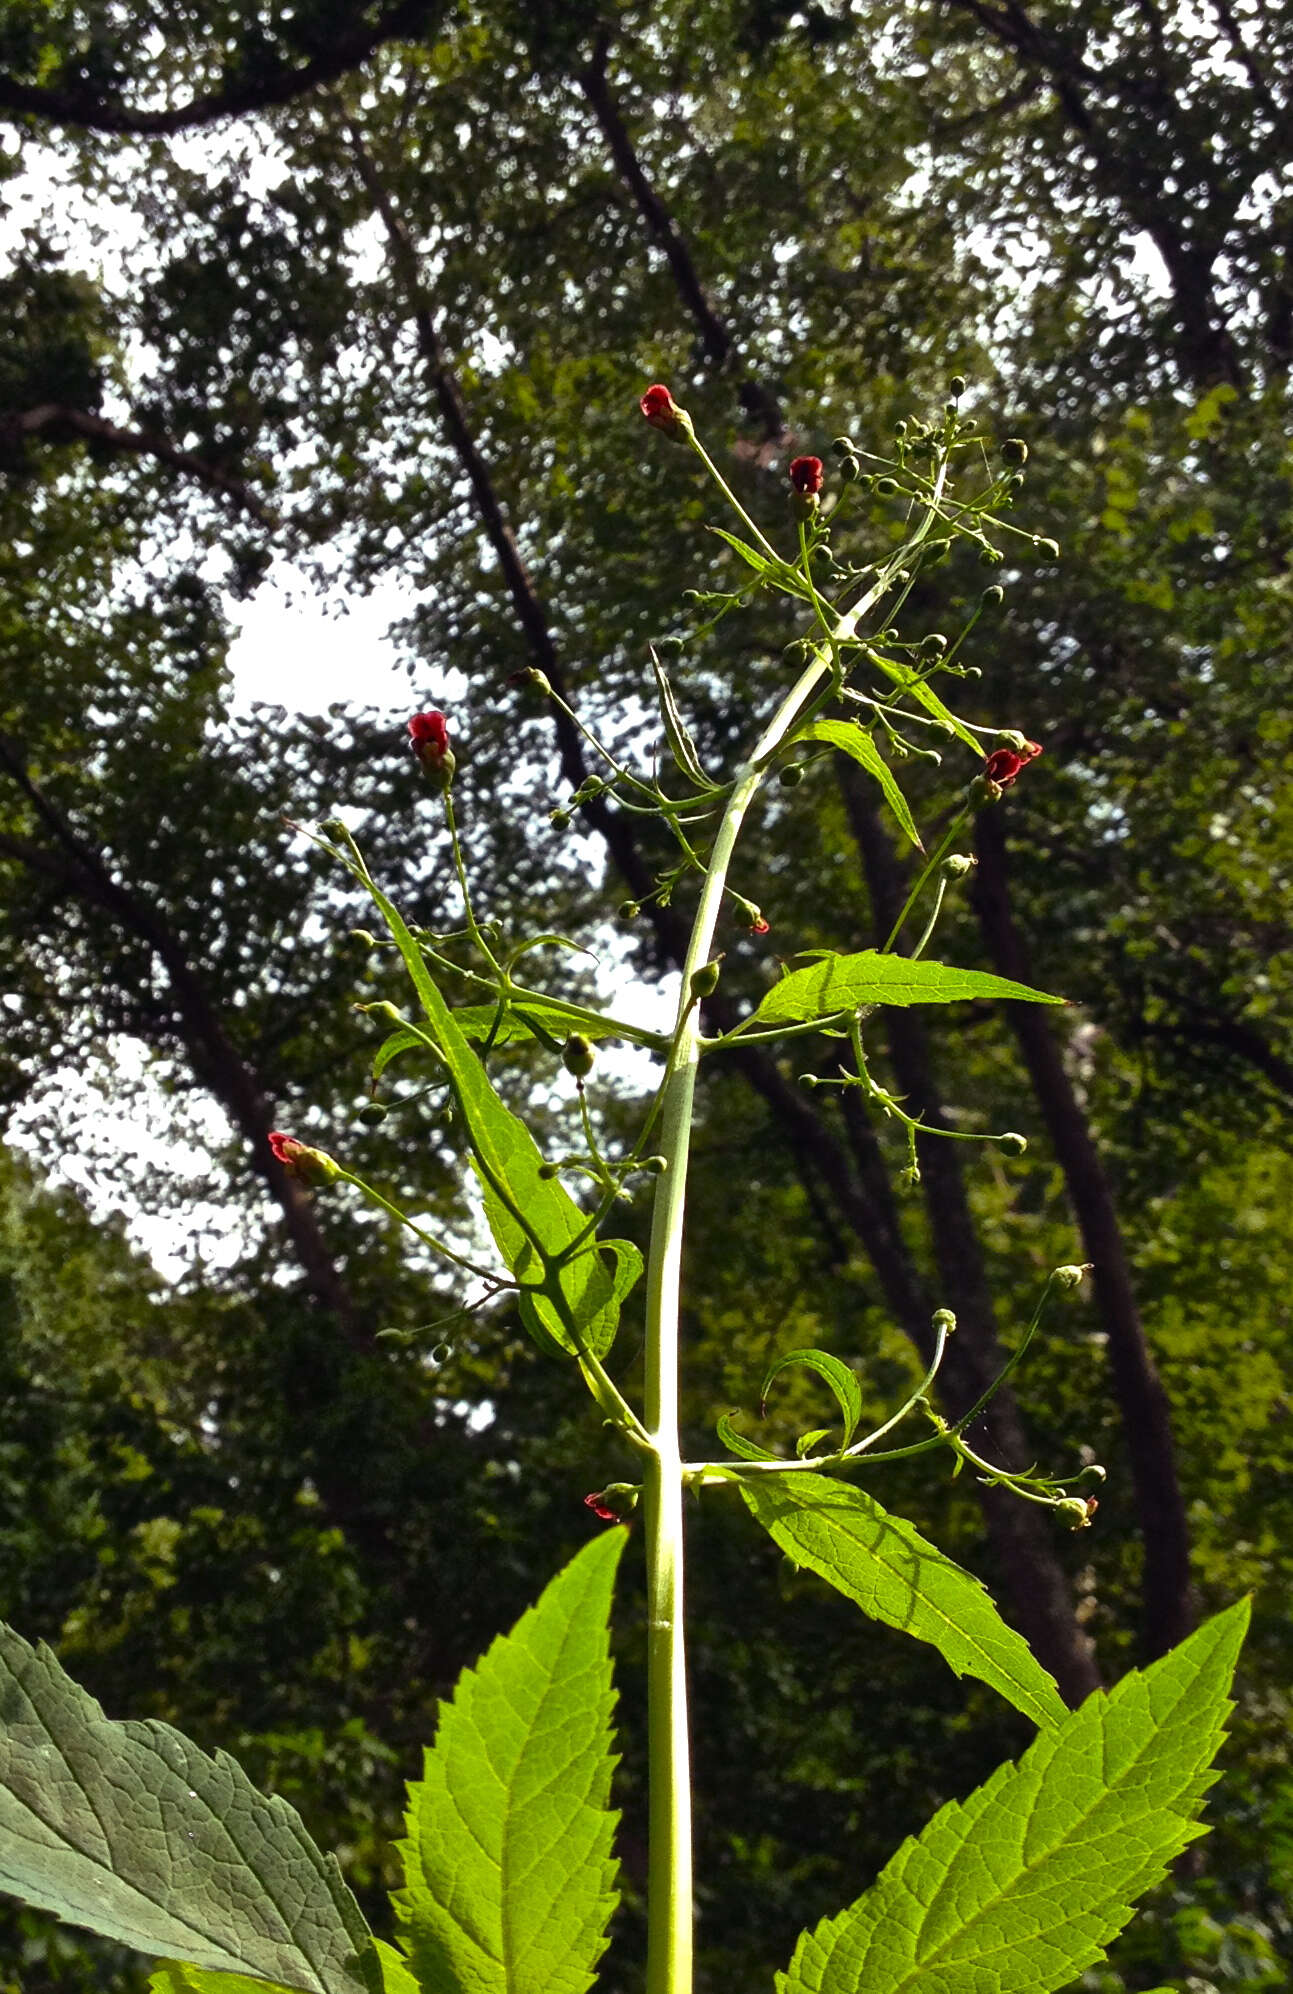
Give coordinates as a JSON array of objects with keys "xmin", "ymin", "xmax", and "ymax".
[
  {"xmin": 750, "ymin": 917, "xmax": 770, "ymax": 936},
  {"xmin": 584, "ymin": 1493, "xmax": 619, "ymax": 1523},
  {"xmin": 789, "ymin": 455, "xmax": 825, "ymax": 496},
  {"xmin": 409, "ymin": 710, "xmax": 450, "ymax": 767},
  {"xmin": 982, "ymin": 740, "xmax": 1043, "ymax": 789},
  {"xmin": 640, "ymin": 383, "xmax": 678, "ymax": 431}
]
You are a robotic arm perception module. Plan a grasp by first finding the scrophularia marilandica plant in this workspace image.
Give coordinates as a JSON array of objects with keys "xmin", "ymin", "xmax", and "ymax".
[{"xmin": 0, "ymin": 387, "xmax": 1248, "ymax": 1994}]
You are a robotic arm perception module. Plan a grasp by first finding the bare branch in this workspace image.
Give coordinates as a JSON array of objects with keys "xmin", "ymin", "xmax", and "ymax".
[{"xmin": 4, "ymin": 403, "xmax": 274, "ymax": 523}]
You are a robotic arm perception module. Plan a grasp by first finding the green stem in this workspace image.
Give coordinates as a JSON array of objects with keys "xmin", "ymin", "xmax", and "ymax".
[{"xmin": 640, "ymin": 453, "xmax": 955, "ymax": 1994}]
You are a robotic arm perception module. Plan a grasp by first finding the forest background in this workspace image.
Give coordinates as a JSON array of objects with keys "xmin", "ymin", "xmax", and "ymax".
[{"xmin": 0, "ymin": 1, "xmax": 1290, "ymax": 1990}]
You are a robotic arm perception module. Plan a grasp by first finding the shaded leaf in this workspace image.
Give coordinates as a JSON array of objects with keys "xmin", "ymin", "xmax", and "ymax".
[{"xmin": 0, "ymin": 1625, "xmax": 378, "ymax": 1994}]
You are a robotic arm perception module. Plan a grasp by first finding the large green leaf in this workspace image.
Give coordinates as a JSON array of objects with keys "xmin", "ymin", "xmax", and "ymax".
[
  {"xmin": 151, "ymin": 1942, "xmax": 414, "ymax": 1994},
  {"xmin": 797, "ymin": 721, "xmax": 924, "ymax": 851},
  {"xmin": 749, "ymin": 950, "xmax": 1063, "ymax": 1027},
  {"xmin": 397, "ymin": 1529, "xmax": 626, "ymax": 1994},
  {"xmin": 777, "ymin": 1599, "xmax": 1248, "ymax": 1994},
  {"xmin": 741, "ymin": 1477, "xmax": 1067, "ymax": 1730},
  {"xmin": 0, "ymin": 1624, "xmax": 378, "ymax": 1994}
]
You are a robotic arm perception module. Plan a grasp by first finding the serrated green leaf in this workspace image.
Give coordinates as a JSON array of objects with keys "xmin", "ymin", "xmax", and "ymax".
[
  {"xmin": 397, "ymin": 1530, "xmax": 626, "ymax": 1994},
  {"xmin": 741, "ymin": 1477, "xmax": 1067, "ymax": 1730},
  {"xmin": 777, "ymin": 1598, "xmax": 1249, "ymax": 1994},
  {"xmin": 750, "ymin": 950, "xmax": 1063, "ymax": 1027},
  {"xmin": 798, "ymin": 722, "xmax": 924, "ymax": 852},
  {"xmin": 760, "ymin": 1348, "xmax": 863, "ymax": 1447},
  {"xmin": 0, "ymin": 1625, "xmax": 378, "ymax": 1994},
  {"xmin": 450, "ymin": 1005, "xmax": 628, "ymax": 1050}
]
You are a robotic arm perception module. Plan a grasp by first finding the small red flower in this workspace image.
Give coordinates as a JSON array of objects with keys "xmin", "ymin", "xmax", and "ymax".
[
  {"xmin": 268, "ymin": 1131, "xmax": 337, "ymax": 1185},
  {"xmin": 640, "ymin": 383, "xmax": 679, "ymax": 433},
  {"xmin": 408, "ymin": 710, "xmax": 450, "ymax": 768},
  {"xmin": 750, "ymin": 917, "xmax": 770, "ymax": 935},
  {"xmin": 584, "ymin": 1492, "xmax": 619, "ymax": 1523},
  {"xmin": 982, "ymin": 740, "xmax": 1043, "ymax": 789},
  {"xmin": 789, "ymin": 455, "xmax": 824, "ymax": 496}
]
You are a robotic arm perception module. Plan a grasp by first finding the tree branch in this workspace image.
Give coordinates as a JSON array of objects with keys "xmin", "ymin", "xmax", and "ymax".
[
  {"xmin": 0, "ymin": 0, "xmax": 445, "ymax": 136},
  {"xmin": 3, "ymin": 403, "xmax": 274, "ymax": 523}
]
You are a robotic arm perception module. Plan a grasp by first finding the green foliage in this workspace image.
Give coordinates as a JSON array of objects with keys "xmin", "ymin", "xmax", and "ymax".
[
  {"xmin": 777, "ymin": 1600, "xmax": 1249, "ymax": 1994},
  {"xmin": 0, "ymin": 1623, "xmax": 379, "ymax": 1994},
  {"xmin": 395, "ymin": 1529, "xmax": 625, "ymax": 1994},
  {"xmin": 749, "ymin": 952, "xmax": 1062, "ymax": 1027},
  {"xmin": 741, "ymin": 1476, "xmax": 1067, "ymax": 1732}
]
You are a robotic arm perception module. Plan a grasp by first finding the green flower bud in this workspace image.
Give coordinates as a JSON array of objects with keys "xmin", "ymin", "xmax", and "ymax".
[
  {"xmin": 321, "ymin": 817, "xmax": 349, "ymax": 840},
  {"xmin": 1001, "ymin": 437, "xmax": 1028, "ymax": 466},
  {"xmin": 997, "ymin": 1131, "xmax": 1028, "ymax": 1155},
  {"xmin": 690, "ymin": 958, "xmax": 722, "ymax": 998},
  {"xmin": 348, "ymin": 928, "xmax": 378, "ymax": 950},
  {"xmin": 538, "ymin": 1161, "xmax": 560, "ymax": 1181},
  {"xmin": 981, "ymin": 584, "xmax": 1005, "ymax": 606},
  {"xmin": 830, "ymin": 435, "xmax": 855, "ymax": 457},
  {"xmin": 949, "ymin": 374, "xmax": 967, "ymax": 396},
  {"xmin": 1053, "ymin": 1263, "xmax": 1092, "ymax": 1290},
  {"xmin": 839, "ymin": 453, "xmax": 862, "ymax": 481},
  {"xmin": 932, "ymin": 1307, "xmax": 957, "ymax": 1334},
  {"xmin": 550, "ymin": 808, "xmax": 573, "ymax": 830},
  {"xmin": 940, "ymin": 853, "xmax": 975, "ymax": 879},
  {"xmin": 1055, "ymin": 1496, "xmax": 1098, "ymax": 1530},
  {"xmin": 875, "ymin": 476, "xmax": 899, "ymax": 495},
  {"xmin": 562, "ymin": 1034, "xmax": 596, "ymax": 1079},
  {"xmin": 779, "ymin": 762, "xmax": 805, "ymax": 787},
  {"xmin": 618, "ymin": 900, "xmax": 641, "ymax": 920},
  {"xmin": 642, "ymin": 1154, "xmax": 668, "ymax": 1175},
  {"xmin": 978, "ymin": 544, "xmax": 1004, "ymax": 567},
  {"xmin": 1033, "ymin": 537, "xmax": 1060, "ymax": 559},
  {"xmin": 357, "ymin": 1103, "xmax": 388, "ymax": 1127},
  {"xmin": 919, "ymin": 632, "xmax": 948, "ymax": 658}
]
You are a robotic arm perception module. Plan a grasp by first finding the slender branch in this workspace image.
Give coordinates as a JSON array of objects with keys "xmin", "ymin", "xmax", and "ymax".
[{"xmin": 3, "ymin": 403, "xmax": 274, "ymax": 523}]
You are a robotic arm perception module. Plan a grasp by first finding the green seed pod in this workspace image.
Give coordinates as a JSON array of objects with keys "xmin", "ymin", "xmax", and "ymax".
[
  {"xmin": 839, "ymin": 452, "xmax": 862, "ymax": 481},
  {"xmin": 875, "ymin": 475, "xmax": 899, "ymax": 495},
  {"xmin": 1033, "ymin": 536, "xmax": 1061, "ymax": 559},
  {"xmin": 932, "ymin": 1307, "xmax": 957, "ymax": 1334},
  {"xmin": 690, "ymin": 958, "xmax": 722, "ymax": 999},
  {"xmin": 978, "ymin": 544, "xmax": 1004, "ymax": 567},
  {"xmin": 949, "ymin": 374, "xmax": 967, "ymax": 396},
  {"xmin": 919, "ymin": 632, "xmax": 948, "ymax": 658},
  {"xmin": 1001, "ymin": 437, "xmax": 1028, "ymax": 466},
  {"xmin": 538, "ymin": 1161, "xmax": 560, "ymax": 1180},
  {"xmin": 981, "ymin": 584, "xmax": 1005, "ymax": 607},
  {"xmin": 321, "ymin": 817, "xmax": 349, "ymax": 840},
  {"xmin": 940, "ymin": 853, "xmax": 974, "ymax": 880},
  {"xmin": 830, "ymin": 435, "xmax": 855, "ymax": 457},
  {"xmin": 549, "ymin": 808, "xmax": 573, "ymax": 830},
  {"xmin": 562, "ymin": 1033, "xmax": 596, "ymax": 1079},
  {"xmin": 997, "ymin": 1131, "xmax": 1028, "ymax": 1156},
  {"xmin": 618, "ymin": 900, "xmax": 641, "ymax": 920},
  {"xmin": 642, "ymin": 1155, "xmax": 668, "ymax": 1176},
  {"xmin": 779, "ymin": 762, "xmax": 805, "ymax": 787},
  {"xmin": 357, "ymin": 1102, "xmax": 388, "ymax": 1127}
]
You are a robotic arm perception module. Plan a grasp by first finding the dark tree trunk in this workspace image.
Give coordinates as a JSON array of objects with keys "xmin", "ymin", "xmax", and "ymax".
[{"xmin": 973, "ymin": 804, "xmax": 1195, "ymax": 1655}]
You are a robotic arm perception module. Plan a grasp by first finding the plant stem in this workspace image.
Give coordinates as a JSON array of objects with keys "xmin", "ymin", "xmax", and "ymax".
[{"xmin": 640, "ymin": 454, "xmax": 952, "ymax": 1994}]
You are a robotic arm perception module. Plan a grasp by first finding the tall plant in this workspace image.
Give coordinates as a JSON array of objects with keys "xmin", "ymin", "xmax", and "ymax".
[{"xmin": 0, "ymin": 392, "xmax": 1245, "ymax": 1994}]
